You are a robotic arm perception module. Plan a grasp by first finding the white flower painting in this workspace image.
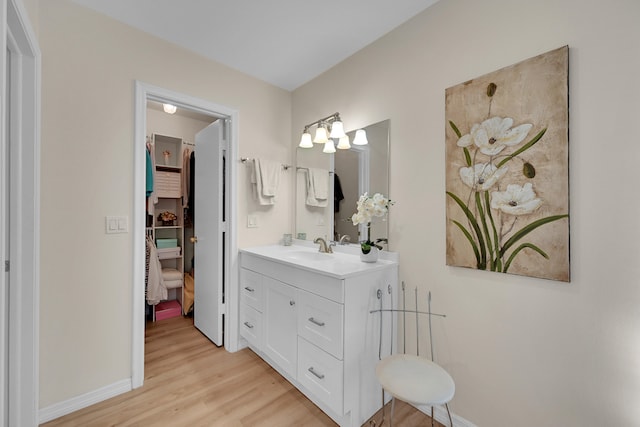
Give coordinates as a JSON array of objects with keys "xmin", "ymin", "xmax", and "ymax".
[{"xmin": 445, "ymin": 46, "xmax": 570, "ymax": 282}]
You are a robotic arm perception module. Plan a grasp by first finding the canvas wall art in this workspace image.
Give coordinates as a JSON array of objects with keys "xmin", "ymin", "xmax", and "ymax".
[{"xmin": 445, "ymin": 46, "xmax": 570, "ymax": 282}]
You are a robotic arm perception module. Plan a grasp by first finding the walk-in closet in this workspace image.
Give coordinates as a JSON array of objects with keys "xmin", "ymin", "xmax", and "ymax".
[{"xmin": 144, "ymin": 101, "xmax": 215, "ymax": 324}]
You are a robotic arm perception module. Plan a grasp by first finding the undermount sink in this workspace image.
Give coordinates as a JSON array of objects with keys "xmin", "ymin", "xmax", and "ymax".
[{"xmin": 283, "ymin": 250, "xmax": 334, "ymax": 262}]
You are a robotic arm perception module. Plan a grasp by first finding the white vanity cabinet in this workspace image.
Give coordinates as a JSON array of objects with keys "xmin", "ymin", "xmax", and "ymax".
[
  {"xmin": 239, "ymin": 246, "xmax": 398, "ymax": 427},
  {"xmin": 263, "ymin": 276, "xmax": 298, "ymax": 378}
]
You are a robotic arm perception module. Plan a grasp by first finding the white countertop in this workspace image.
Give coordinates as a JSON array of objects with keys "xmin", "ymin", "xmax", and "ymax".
[{"xmin": 240, "ymin": 242, "xmax": 398, "ymax": 279}]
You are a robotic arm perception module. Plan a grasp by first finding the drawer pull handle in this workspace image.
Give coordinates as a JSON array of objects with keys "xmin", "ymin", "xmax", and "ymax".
[
  {"xmin": 243, "ymin": 321, "xmax": 254, "ymax": 329},
  {"xmin": 244, "ymin": 286, "xmax": 255, "ymax": 292},
  {"xmin": 308, "ymin": 367, "xmax": 325, "ymax": 380},
  {"xmin": 308, "ymin": 317, "xmax": 325, "ymax": 327}
]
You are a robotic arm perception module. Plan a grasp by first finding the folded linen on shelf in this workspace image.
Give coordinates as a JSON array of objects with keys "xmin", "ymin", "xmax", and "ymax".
[
  {"xmin": 162, "ymin": 268, "xmax": 182, "ymax": 281},
  {"xmin": 163, "ymin": 279, "xmax": 183, "ymax": 289}
]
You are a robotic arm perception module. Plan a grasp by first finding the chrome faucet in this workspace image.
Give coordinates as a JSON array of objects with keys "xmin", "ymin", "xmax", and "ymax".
[{"xmin": 313, "ymin": 237, "xmax": 333, "ymax": 253}]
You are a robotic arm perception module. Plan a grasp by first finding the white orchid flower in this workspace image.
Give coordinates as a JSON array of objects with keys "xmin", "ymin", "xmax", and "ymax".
[
  {"xmin": 459, "ymin": 163, "xmax": 508, "ymax": 191},
  {"xmin": 458, "ymin": 116, "xmax": 532, "ymax": 156},
  {"xmin": 352, "ymin": 192, "xmax": 392, "ymax": 225},
  {"xmin": 491, "ymin": 183, "xmax": 542, "ymax": 215}
]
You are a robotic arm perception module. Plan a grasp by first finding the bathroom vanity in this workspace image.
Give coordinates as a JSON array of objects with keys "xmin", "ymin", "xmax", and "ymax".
[{"xmin": 239, "ymin": 244, "xmax": 398, "ymax": 427}]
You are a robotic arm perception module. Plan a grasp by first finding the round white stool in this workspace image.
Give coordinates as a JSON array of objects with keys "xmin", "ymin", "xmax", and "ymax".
[{"xmin": 376, "ymin": 354, "xmax": 455, "ymax": 426}]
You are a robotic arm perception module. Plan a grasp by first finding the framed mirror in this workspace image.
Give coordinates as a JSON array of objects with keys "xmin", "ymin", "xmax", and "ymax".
[{"xmin": 295, "ymin": 119, "xmax": 390, "ymax": 245}]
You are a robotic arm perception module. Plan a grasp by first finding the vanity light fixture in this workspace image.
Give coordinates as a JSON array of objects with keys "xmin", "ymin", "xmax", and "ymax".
[
  {"xmin": 352, "ymin": 129, "xmax": 369, "ymax": 145},
  {"xmin": 163, "ymin": 103, "xmax": 177, "ymax": 114},
  {"xmin": 336, "ymin": 135, "xmax": 351, "ymax": 150},
  {"xmin": 298, "ymin": 112, "xmax": 366, "ymax": 152},
  {"xmin": 323, "ymin": 139, "xmax": 337, "ymax": 153},
  {"xmin": 299, "ymin": 131, "xmax": 313, "ymax": 148},
  {"xmin": 313, "ymin": 124, "xmax": 329, "ymax": 144}
]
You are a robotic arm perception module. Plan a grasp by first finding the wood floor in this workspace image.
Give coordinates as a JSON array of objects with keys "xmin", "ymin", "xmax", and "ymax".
[{"xmin": 41, "ymin": 315, "xmax": 443, "ymax": 427}]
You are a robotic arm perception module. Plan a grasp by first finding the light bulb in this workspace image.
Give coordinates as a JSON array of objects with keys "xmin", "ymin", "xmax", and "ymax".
[
  {"xmin": 163, "ymin": 103, "xmax": 177, "ymax": 114},
  {"xmin": 299, "ymin": 132, "xmax": 313, "ymax": 148},
  {"xmin": 329, "ymin": 120, "xmax": 346, "ymax": 139},
  {"xmin": 336, "ymin": 135, "xmax": 351, "ymax": 149},
  {"xmin": 323, "ymin": 139, "xmax": 336, "ymax": 153},
  {"xmin": 313, "ymin": 126, "xmax": 328, "ymax": 144},
  {"xmin": 353, "ymin": 129, "xmax": 368, "ymax": 145}
]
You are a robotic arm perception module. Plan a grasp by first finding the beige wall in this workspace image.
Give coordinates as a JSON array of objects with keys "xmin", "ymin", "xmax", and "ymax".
[
  {"xmin": 293, "ymin": 0, "xmax": 640, "ymax": 425},
  {"xmin": 38, "ymin": 0, "xmax": 292, "ymax": 408},
  {"xmin": 35, "ymin": 0, "xmax": 640, "ymax": 424}
]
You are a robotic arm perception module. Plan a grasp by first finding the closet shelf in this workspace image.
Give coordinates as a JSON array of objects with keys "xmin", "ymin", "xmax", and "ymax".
[{"xmin": 156, "ymin": 165, "xmax": 182, "ymax": 172}]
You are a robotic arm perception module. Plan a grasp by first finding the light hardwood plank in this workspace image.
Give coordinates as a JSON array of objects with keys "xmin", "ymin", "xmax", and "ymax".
[{"xmin": 41, "ymin": 316, "xmax": 441, "ymax": 426}]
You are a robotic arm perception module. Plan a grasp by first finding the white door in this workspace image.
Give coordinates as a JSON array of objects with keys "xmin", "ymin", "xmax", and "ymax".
[
  {"xmin": 1, "ymin": 45, "xmax": 10, "ymax": 427},
  {"xmin": 194, "ymin": 120, "xmax": 226, "ymax": 345}
]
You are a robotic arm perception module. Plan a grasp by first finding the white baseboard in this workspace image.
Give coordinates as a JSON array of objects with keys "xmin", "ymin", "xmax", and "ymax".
[
  {"xmin": 416, "ymin": 403, "xmax": 477, "ymax": 427},
  {"xmin": 38, "ymin": 378, "xmax": 132, "ymax": 424}
]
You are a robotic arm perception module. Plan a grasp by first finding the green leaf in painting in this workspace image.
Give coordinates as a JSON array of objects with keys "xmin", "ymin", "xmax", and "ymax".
[
  {"xmin": 463, "ymin": 147, "xmax": 472, "ymax": 167},
  {"xmin": 497, "ymin": 128, "xmax": 547, "ymax": 169},
  {"xmin": 447, "ymin": 191, "xmax": 486, "ymax": 269},
  {"xmin": 499, "ymin": 214, "xmax": 569, "ymax": 257},
  {"xmin": 503, "ymin": 243, "xmax": 549, "ymax": 272},
  {"xmin": 451, "ymin": 220, "xmax": 481, "ymax": 266},
  {"xmin": 449, "ymin": 120, "xmax": 462, "ymax": 138}
]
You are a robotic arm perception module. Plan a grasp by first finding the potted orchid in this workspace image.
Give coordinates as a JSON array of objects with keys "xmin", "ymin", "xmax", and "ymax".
[{"xmin": 351, "ymin": 192, "xmax": 393, "ymax": 262}]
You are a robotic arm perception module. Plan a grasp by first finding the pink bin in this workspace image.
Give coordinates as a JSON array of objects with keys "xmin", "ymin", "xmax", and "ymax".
[{"xmin": 155, "ymin": 300, "xmax": 181, "ymax": 321}]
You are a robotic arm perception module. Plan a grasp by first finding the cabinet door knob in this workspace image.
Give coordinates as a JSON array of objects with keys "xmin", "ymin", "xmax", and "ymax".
[
  {"xmin": 289, "ymin": 300, "xmax": 295, "ymax": 306},
  {"xmin": 190, "ymin": 236, "xmax": 198, "ymax": 243}
]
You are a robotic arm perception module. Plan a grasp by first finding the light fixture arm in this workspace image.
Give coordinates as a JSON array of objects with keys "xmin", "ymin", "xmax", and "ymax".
[{"xmin": 303, "ymin": 112, "xmax": 341, "ymax": 131}]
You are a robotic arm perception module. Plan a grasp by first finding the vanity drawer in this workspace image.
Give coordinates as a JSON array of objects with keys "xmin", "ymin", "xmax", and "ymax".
[
  {"xmin": 240, "ymin": 303, "xmax": 262, "ymax": 348},
  {"xmin": 240, "ymin": 268, "xmax": 263, "ymax": 312},
  {"xmin": 297, "ymin": 289, "xmax": 343, "ymax": 359},
  {"xmin": 297, "ymin": 337, "xmax": 343, "ymax": 416}
]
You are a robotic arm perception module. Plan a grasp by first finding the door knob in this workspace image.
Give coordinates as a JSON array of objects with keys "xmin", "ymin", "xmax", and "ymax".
[{"xmin": 190, "ymin": 236, "xmax": 198, "ymax": 243}]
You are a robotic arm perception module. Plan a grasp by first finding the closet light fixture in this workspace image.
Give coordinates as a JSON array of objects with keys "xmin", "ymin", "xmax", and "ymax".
[
  {"xmin": 298, "ymin": 112, "xmax": 366, "ymax": 152},
  {"xmin": 163, "ymin": 103, "xmax": 177, "ymax": 114}
]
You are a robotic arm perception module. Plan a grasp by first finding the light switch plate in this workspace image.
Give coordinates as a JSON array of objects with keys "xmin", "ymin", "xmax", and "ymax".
[
  {"xmin": 247, "ymin": 214, "xmax": 258, "ymax": 228},
  {"xmin": 106, "ymin": 216, "xmax": 128, "ymax": 234}
]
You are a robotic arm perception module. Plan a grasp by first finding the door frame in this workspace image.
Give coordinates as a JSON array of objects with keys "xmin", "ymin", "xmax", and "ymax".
[
  {"xmin": 132, "ymin": 82, "xmax": 240, "ymax": 388},
  {"xmin": 1, "ymin": 0, "xmax": 40, "ymax": 425}
]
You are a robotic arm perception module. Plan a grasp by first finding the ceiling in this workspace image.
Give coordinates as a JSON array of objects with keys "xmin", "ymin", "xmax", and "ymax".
[{"xmin": 70, "ymin": 0, "xmax": 439, "ymax": 91}]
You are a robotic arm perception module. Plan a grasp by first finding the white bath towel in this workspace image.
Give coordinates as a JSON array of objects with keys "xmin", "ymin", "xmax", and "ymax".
[
  {"xmin": 258, "ymin": 159, "xmax": 281, "ymax": 197},
  {"xmin": 250, "ymin": 159, "xmax": 275, "ymax": 205},
  {"xmin": 306, "ymin": 168, "xmax": 329, "ymax": 207}
]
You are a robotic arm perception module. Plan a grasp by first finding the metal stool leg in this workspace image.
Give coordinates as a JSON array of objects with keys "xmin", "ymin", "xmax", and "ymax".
[
  {"xmin": 431, "ymin": 406, "xmax": 435, "ymax": 427},
  {"xmin": 445, "ymin": 403, "xmax": 453, "ymax": 427},
  {"xmin": 389, "ymin": 397, "xmax": 395, "ymax": 427},
  {"xmin": 380, "ymin": 389, "xmax": 386, "ymax": 427}
]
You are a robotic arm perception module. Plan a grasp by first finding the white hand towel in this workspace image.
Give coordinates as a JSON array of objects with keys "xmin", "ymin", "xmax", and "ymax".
[
  {"xmin": 258, "ymin": 159, "xmax": 281, "ymax": 197},
  {"xmin": 306, "ymin": 168, "xmax": 329, "ymax": 207},
  {"xmin": 251, "ymin": 159, "xmax": 275, "ymax": 205}
]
